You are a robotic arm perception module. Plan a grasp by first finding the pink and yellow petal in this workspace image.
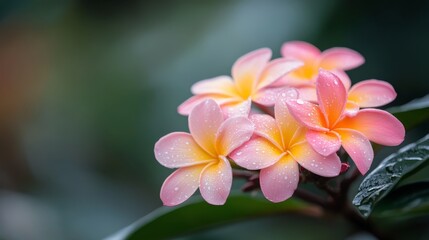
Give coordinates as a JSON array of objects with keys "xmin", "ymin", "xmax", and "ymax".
[
  {"xmin": 330, "ymin": 69, "xmax": 351, "ymax": 90},
  {"xmin": 348, "ymin": 80, "xmax": 397, "ymax": 108},
  {"xmin": 160, "ymin": 165, "xmax": 205, "ymax": 206},
  {"xmin": 178, "ymin": 94, "xmax": 235, "ymax": 116},
  {"xmin": 286, "ymin": 99, "xmax": 328, "ymax": 131},
  {"xmin": 275, "ymin": 96, "xmax": 306, "ymax": 146},
  {"xmin": 199, "ymin": 157, "xmax": 232, "ymax": 205},
  {"xmin": 306, "ymin": 130, "xmax": 342, "ymax": 156},
  {"xmin": 281, "ymin": 41, "xmax": 321, "ymax": 61},
  {"xmin": 316, "ymin": 70, "xmax": 347, "ymax": 127},
  {"xmin": 215, "ymin": 116, "xmax": 254, "ymax": 156},
  {"xmin": 249, "ymin": 114, "xmax": 283, "ymax": 149},
  {"xmin": 154, "ymin": 132, "xmax": 214, "ymax": 168},
  {"xmin": 259, "ymin": 154, "xmax": 299, "ymax": 203},
  {"xmin": 256, "ymin": 59, "xmax": 303, "ymax": 89},
  {"xmin": 221, "ymin": 98, "xmax": 252, "ymax": 118},
  {"xmin": 319, "ymin": 47, "xmax": 365, "ymax": 71},
  {"xmin": 336, "ymin": 109, "xmax": 405, "ymax": 146},
  {"xmin": 191, "ymin": 75, "xmax": 238, "ymax": 96},
  {"xmin": 336, "ymin": 129, "xmax": 374, "ymax": 175},
  {"xmin": 232, "ymin": 48, "xmax": 271, "ymax": 98},
  {"xmin": 289, "ymin": 142, "xmax": 341, "ymax": 177},
  {"xmin": 189, "ymin": 99, "xmax": 224, "ymax": 155},
  {"xmin": 230, "ymin": 136, "xmax": 283, "ymax": 170},
  {"xmin": 344, "ymin": 101, "xmax": 360, "ymax": 117},
  {"xmin": 252, "ymin": 87, "xmax": 298, "ymax": 106}
]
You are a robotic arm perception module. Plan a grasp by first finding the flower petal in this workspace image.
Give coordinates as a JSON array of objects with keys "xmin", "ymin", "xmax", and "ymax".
[
  {"xmin": 155, "ymin": 132, "xmax": 214, "ymax": 168},
  {"xmin": 221, "ymin": 98, "xmax": 252, "ymax": 118},
  {"xmin": 316, "ymin": 70, "xmax": 347, "ymax": 127},
  {"xmin": 344, "ymin": 101, "xmax": 360, "ymax": 117},
  {"xmin": 336, "ymin": 129, "xmax": 373, "ymax": 175},
  {"xmin": 281, "ymin": 41, "xmax": 321, "ymax": 61},
  {"xmin": 189, "ymin": 99, "xmax": 224, "ymax": 155},
  {"xmin": 259, "ymin": 154, "xmax": 299, "ymax": 203},
  {"xmin": 336, "ymin": 109, "xmax": 405, "ymax": 146},
  {"xmin": 296, "ymin": 86, "xmax": 317, "ymax": 102},
  {"xmin": 257, "ymin": 59, "xmax": 303, "ymax": 89},
  {"xmin": 230, "ymin": 136, "xmax": 283, "ymax": 170},
  {"xmin": 275, "ymin": 96, "xmax": 306, "ymax": 146},
  {"xmin": 191, "ymin": 75, "xmax": 238, "ymax": 96},
  {"xmin": 290, "ymin": 142, "xmax": 341, "ymax": 177},
  {"xmin": 330, "ymin": 69, "xmax": 351, "ymax": 90},
  {"xmin": 253, "ymin": 87, "xmax": 298, "ymax": 106},
  {"xmin": 178, "ymin": 95, "xmax": 235, "ymax": 116},
  {"xmin": 286, "ymin": 99, "xmax": 328, "ymax": 131},
  {"xmin": 232, "ymin": 48, "xmax": 271, "ymax": 98},
  {"xmin": 249, "ymin": 114, "xmax": 282, "ymax": 149},
  {"xmin": 199, "ymin": 157, "xmax": 232, "ymax": 205},
  {"xmin": 160, "ymin": 165, "xmax": 204, "ymax": 206},
  {"xmin": 216, "ymin": 116, "xmax": 254, "ymax": 156},
  {"xmin": 348, "ymin": 80, "xmax": 397, "ymax": 108},
  {"xmin": 319, "ymin": 47, "xmax": 365, "ymax": 71},
  {"xmin": 306, "ymin": 130, "xmax": 341, "ymax": 156}
]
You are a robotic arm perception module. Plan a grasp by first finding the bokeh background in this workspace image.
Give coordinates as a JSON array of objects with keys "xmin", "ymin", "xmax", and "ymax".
[{"xmin": 0, "ymin": 0, "xmax": 428, "ymax": 239}]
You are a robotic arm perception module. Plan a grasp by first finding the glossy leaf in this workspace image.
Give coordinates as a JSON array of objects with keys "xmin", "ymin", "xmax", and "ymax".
[
  {"xmin": 352, "ymin": 134, "xmax": 429, "ymax": 217},
  {"xmin": 388, "ymin": 94, "xmax": 429, "ymax": 130},
  {"xmin": 372, "ymin": 181, "xmax": 429, "ymax": 218},
  {"xmin": 107, "ymin": 193, "xmax": 313, "ymax": 240}
]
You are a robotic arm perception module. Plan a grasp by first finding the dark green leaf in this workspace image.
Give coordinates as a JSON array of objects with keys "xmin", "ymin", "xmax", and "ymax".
[
  {"xmin": 388, "ymin": 94, "xmax": 429, "ymax": 130},
  {"xmin": 372, "ymin": 181, "xmax": 429, "ymax": 218},
  {"xmin": 352, "ymin": 134, "xmax": 429, "ymax": 217},
  {"xmin": 107, "ymin": 193, "xmax": 312, "ymax": 240}
]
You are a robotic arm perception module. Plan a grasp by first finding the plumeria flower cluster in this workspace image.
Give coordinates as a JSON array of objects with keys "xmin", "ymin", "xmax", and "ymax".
[{"xmin": 154, "ymin": 41, "xmax": 405, "ymax": 206}]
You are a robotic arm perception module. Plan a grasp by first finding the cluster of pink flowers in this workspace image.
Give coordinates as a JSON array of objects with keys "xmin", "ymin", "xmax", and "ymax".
[{"xmin": 154, "ymin": 41, "xmax": 405, "ymax": 206}]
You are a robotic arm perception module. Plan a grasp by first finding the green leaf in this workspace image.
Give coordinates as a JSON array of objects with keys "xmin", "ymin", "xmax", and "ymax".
[
  {"xmin": 372, "ymin": 181, "xmax": 429, "ymax": 218},
  {"xmin": 107, "ymin": 193, "xmax": 312, "ymax": 240},
  {"xmin": 388, "ymin": 94, "xmax": 429, "ymax": 130},
  {"xmin": 352, "ymin": 134, "xmax": 429, "ymax": 217}
]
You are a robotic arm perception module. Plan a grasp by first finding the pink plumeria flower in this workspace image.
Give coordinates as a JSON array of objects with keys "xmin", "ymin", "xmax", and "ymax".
[
  {"xmin": 230, "ymin": 96, "xmax": 341, "ymax": 202},
  {"xmin": 344, "ymin": 79, "xmax": 397, "ymax": 116},
  {"xmin": 275, "ymin": 41, "xmax": 365, "ymax": 102},
  {"xmin": 154, "ymin": 99, "xmax": 254, "ymax": 206},
  {"xmin": 286, "ymin": 70, "xmax": 405, "ymax": 174},
  {"xmin": 178, "ymin": 48, "xmax": 302, "ymax": 118}
]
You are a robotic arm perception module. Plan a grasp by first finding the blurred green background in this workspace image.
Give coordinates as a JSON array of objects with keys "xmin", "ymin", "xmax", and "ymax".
[{"xmin": 0, "ymin": 0, "xmax": 428, "ymax": 239}]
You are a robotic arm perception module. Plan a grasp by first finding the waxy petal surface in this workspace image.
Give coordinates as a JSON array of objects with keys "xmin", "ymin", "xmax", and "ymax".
[
  {"xmin": 316, "ymin": 70, "xmax": 347, "ymax": 127},
  {"xmin": 319, "ymin": 47, "xmax": 365, "ymax": 71},
  {"xmin": 257, "ymin": 59, "xmax": 303, "ymax": 89},
  {"xmin": 232, "ymin": 48, "xmax": 271, "ymax": 97},
  {"xmin": 336, "ymin": 109, "xmax": 405, "ymax": 146},
  {"xmin": 160, "ymin": 165, "xmax": 205, "ymax": 206},
  {"xmin": 222, "ymin": 98, "xmax": 252, "ymax": 118},
  {"xmin": 286, "ymin": 99, "xmax": 327, "ymax": 131},
  {"xmin": 253, "ymin": 87, "xmax": 298, "ymax": 106},
  {"xmin": 189, "ymin": 99, "xmax": 224, "ymax": 155},
  {"xmin": 178, "ymin": 94, "xmax": 235, "ymax": 116},
  {"xmin": 348, "ymin": 80, "xmax": 397, "ymax": 107},
  {"xmin": 230, "ymin": 136, "xmax": 283, "ymax": 170},
  {"xmin": 275, "ymin": 97, "xmax": 304, "ymax": 146},
  {"xmin": 155, "ymin": 132, "xmax": 214, "ymax": 168},
  {"xmin": 336, "ymin": 129, "xmax": 374, "ymax": 175},
  {"xmin": 290, "ymin": 142, "xmax": 341, "ymax": 177},
  {"xmin": 306, "ymin": 130, "xmax": 341, "ymax": 156},
  {"xmin": 191, "ymin": 75, "xmax": 238, "ymax": 96},
  {"xmin": 281, "ymin": 41, "xmax": 321, "ymax": 61},
  {"xmin": 199, "ymin": 157, "xmax": 232, "ymax": 205},
  {"xmin": 260, "ymin": 154, "xmax": 299, "ymax": 203},
  {"xmin": 216, "ymin": 116, "xmax": 254, "ymax": 156},
  {"xmin": 250, "ymin": 114, "xmax": 283, "ymax": 149}
]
